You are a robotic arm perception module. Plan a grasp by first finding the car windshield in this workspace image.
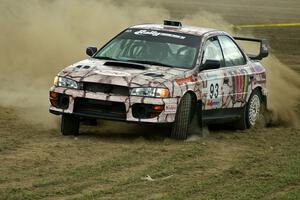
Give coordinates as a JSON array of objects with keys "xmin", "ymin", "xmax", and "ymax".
[{"xmin": 94, "ymin": 29, "xmax": 201, "ymax": 69}]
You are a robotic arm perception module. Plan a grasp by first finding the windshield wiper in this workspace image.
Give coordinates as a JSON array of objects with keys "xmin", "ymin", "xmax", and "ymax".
[{"xmin": 125, "ymin": 60, "xmax": 174, "ymax": 68}]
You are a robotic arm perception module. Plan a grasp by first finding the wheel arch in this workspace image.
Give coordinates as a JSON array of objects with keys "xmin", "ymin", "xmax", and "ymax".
[
  {"xmin": 181, "ymin": 90, "xmax": 197, "ymax": 105},
  {"xmin": 180, "ymin": 90, "xmax": 202, "ymax": 114},
  {"xmin": 250, "ymin": 86, "xmax": 267, "ymax": 108}
]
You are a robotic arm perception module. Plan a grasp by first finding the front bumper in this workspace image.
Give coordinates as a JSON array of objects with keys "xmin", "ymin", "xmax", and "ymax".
[{"xmin": 49, "ymin": 87, "xmax": 179, "ymax": 123}]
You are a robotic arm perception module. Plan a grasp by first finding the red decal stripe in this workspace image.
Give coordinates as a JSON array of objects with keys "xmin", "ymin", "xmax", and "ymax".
[{"xmin": 175, "ymin": 76, "xmax": 194, "ymax": 84}]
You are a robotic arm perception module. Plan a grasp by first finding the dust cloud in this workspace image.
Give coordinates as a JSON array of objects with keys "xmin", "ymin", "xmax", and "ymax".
[
  {"xmin": 262, "ymin": 56, "xmax": 300, "ymax": 126},
  {"xmin": 0, "ymin": 0, "xmax": 298, "ymax": 128},
  {"xmin": 0, "ymin": 0, "xmax": 169, "ymax": 128}
]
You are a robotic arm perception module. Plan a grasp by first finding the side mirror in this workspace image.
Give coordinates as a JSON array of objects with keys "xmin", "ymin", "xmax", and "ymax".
[
  {"xmin": 86, "ymin": 47, "xmax": 97, "ymax": 57},
  {"xmin": 201, "ymin": 59, "xmax": 221, "ymax": 71}
]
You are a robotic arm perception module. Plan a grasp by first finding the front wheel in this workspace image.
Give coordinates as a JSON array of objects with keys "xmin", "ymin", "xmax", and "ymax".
[
  {"xmin": 171, "ymin": 93, "xmax": 194, "ymax": 140},
  {"xmin": 61, "ymin": 114, "xmax": 80, "ymax": 136},
  {"xmin": 236, "ymin": 90, "xmax": 263, "ymax": 129}
]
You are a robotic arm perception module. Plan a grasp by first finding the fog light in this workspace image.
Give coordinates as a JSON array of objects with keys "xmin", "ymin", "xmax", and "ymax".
[
  {"xmin": 132, "ymin": 104, "xmax": 164, "ymax": 119},
  {"xmin": 50, "ymin": 91, "xmax": 58, "ymax": 99},
  {"xmin": 152, "ymin": 105, "xmax": 164, "ymax": 111},
  {"xmin": 49, "ymin": 92, "xmax": 69, "ymax": 109}
]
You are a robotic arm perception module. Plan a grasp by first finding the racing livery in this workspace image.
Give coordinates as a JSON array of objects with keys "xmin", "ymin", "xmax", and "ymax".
[{"xmin": 49, "ymin": 20, "xmax": 268, "ymax": 139}]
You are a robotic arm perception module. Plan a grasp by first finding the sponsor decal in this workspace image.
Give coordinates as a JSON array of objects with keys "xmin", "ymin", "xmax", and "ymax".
[
  {"xmin": 206, "ymin": 99, "xmax": 220, "ymax": 107},
  {"xmin": 94, "ymin": 70, "xmax": 131, "ymax": 77},
  {"xmin": 134, "ymin": 30, "xmax": 186, "ymax": 39},
  {"xmin": 164, "ymin": 104, "xmax": 177, "ymax": 113}
]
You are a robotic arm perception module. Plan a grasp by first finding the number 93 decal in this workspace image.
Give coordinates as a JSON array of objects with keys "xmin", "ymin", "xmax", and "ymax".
[{"xmin": 210, "ymin": 83, "xmax": 219, "ymax": 99}]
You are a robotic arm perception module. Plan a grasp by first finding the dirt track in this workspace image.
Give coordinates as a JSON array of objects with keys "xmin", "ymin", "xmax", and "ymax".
[{"xmin": 0, "ymin": 0, "xmax": 300, "ymax": 199}]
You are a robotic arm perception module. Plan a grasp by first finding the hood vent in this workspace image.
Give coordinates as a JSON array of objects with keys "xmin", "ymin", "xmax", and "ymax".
[
  {"xmin": 144, "ymin": 73, "xmax": 164, "ymax": 78},
  {"xmin": 104, "ymin": 61, "xmax": 146, "ymax": 70},
  {"xmin": 75, "ymin": 65, "xmax": 90, "ymax": 70},
  {"xmin": 83, "ymin": 65, "xmax": 91, "ymax": 69}
]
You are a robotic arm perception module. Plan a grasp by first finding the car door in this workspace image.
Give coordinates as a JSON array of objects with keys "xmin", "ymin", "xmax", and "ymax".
[
  {"xmin": 199, "ymin": 36, "xmax": 226, "ymax": 110},
  {"xmin": 217, "ymin": 35, "xmax": 251, "ymax": 108}
]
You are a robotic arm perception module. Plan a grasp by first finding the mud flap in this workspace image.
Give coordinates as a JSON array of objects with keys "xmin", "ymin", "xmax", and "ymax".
[{"xmin": 188, "ymin": 101, "xmax": 207, "ymax": 137}]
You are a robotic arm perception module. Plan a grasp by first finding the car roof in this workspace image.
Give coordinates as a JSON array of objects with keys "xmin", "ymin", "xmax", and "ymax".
[{"xmin": 130, "ymin": 23, "xmax": 218, "ymax": 37}]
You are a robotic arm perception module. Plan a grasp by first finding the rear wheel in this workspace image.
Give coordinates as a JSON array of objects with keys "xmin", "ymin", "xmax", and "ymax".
[
  {"xmin": 236, "ymin": 90, "xmax": 263, "ymax": 129},
  {"xmin": 171, "ymin": 93, "xmax": 194, "ymax": 140},
  {"xmin": 61, "ymin": 114, "xmax": 80, "ymax": 136}
]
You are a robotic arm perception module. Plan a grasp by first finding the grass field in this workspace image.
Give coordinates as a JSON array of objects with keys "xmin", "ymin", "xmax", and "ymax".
[
  {"xmin": 0, "ymin": 0, "xmax": 300, "ymax": 199},
  {"xmin": 1, "ymin": 107, "xmax": 300, "ymax": 200}
]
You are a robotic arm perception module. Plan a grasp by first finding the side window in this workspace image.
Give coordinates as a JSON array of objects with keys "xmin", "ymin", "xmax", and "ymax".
[
  {"xmin": 218, "ymin": 36, "xmax": 246, "ymax": 67},
  {"xmin": 201, "ymin": 37, "xmax": 224, "ymax": 66}
]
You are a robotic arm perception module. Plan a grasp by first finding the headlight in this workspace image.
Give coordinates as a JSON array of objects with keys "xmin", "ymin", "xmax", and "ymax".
[
  {"xmin": 130, "ymin": 88, "xmax": 169, "ymax": 98},
  {"xmin": 53, "ymin": 76, "xmax": 79, "ymax": 89}
]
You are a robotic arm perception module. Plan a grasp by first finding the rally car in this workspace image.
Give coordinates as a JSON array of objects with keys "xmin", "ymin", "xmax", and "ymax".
[{"xmin": 49, "ymin": 20, "xmax": 268, "ymax": 139}]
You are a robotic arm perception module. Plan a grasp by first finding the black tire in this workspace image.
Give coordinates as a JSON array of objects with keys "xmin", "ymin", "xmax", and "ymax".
[
  {"xmin": 236, "ymin": 89, "xmax": 263, "ymax": 130},
  {"xmin": 61, "ymin": 114, "xmax": 80, "ymax": 136},
  {"xmin": 171, "ymin": 93, "xmax": 194, "ymax": 140}
]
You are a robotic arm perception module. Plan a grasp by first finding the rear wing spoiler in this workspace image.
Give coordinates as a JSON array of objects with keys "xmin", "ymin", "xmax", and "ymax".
[{"xmin": 233, "ymin": 37, "xmax": 269, "ymax": 60}]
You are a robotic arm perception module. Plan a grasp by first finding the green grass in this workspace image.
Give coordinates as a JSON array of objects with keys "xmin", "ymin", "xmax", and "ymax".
[{"xmin": 0, "ymin": 107, "xmax": 299, "ymax": 200}]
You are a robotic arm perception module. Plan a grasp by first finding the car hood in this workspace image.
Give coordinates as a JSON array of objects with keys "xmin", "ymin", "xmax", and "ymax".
[{"xmin": 58, "ymin": 58, "xmax": 189, "ymax": 87}]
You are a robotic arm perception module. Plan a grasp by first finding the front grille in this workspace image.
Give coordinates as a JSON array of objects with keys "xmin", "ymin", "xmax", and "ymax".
[
  {"xmin": 74, "ymin": 98, "xmax": 126, "ymax": 120},
  {"xmin": 82, "ymin": 82, "xmax": 129, "ymax": 96}
]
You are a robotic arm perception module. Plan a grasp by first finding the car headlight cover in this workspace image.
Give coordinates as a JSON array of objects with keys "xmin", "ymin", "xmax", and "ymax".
[
  {"xmin": 130, "ymin": 87, "xmax": 169, "ymax": 97},
  {"xmin": 54, "ymin": 76, "xmax": 79, "ymax": 89}
]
